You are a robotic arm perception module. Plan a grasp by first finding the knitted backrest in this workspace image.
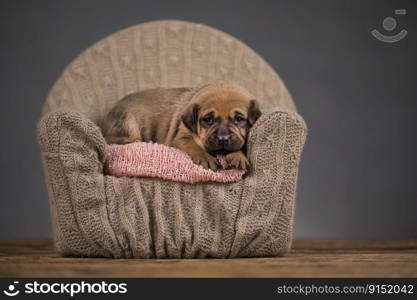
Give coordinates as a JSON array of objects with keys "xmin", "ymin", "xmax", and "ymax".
[{"xmin": 43, "ymin": 20, "xmax": 296, "ymax": 124}]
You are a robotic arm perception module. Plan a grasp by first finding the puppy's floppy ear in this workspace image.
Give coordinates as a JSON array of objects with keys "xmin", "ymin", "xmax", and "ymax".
[
  {"xmin": 181, "ymin": 103, "xmax": 200, "ymax": 133},
  {"xmin": 248, "ymin": 99, "xmax": 261, "ymax": 126}
]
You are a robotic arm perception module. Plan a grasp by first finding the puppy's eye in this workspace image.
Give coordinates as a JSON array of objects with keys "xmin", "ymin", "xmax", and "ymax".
[
  {"xmin": 234, "ymin": 115, "xmax": 246, "ymax": 124},
  {"xmin": 202, "ymin": 116, "xmax": 213, "ymax": 125}
]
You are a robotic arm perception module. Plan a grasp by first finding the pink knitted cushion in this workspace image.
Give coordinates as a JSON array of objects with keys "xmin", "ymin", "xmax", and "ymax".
[{"xmin": 105, "ymin": 142, "xmax": 246, "ymax": 183}]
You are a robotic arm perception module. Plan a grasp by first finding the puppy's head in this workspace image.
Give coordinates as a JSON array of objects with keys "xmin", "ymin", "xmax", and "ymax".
[{"xmin": 181, "ymin": 86, "xmax": 261, "ymax": 155}]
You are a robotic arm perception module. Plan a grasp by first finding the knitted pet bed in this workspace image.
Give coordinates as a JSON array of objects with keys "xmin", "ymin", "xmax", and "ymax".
[
  {"xmin": 105, "ymin": 142, "xmax": 246, "ymax": 183},
  {"xmin": 37, "ymin": 20, "xmax": 307, "ymax": 258}
]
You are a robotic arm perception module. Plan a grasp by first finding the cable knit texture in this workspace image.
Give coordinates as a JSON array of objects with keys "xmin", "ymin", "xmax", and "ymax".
[{"xmin": 37, "ymin": 20, "xmax": 307, "ymax": 258}]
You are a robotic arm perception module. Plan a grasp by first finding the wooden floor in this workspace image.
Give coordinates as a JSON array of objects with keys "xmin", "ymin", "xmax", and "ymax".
[{"xmin": 0, "ymin": 239, "xmax": 416, "ymax": 277}]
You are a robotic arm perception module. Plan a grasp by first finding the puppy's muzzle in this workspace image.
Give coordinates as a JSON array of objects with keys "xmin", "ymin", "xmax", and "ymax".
[
  {"xmin": 206, "ymin": 124, "xmax": 244, "ymax": 154},
  {"xmin": 217, "ymin": 134, "xmax": 231, "ymax": 145},
  {"xmin": 216, "ymin": 125, "xmax": 231, "ymax": 146}
]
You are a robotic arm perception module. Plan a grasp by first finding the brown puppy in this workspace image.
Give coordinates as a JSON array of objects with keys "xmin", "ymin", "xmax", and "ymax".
[{"xmin": 102, "ymin": 84, "xmax": 261, "ymax": 171}]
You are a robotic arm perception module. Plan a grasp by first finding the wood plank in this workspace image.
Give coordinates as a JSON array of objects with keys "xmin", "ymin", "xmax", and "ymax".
[
  {"xmin": 0, "ymin": 239, "xmax": 416, "ymax": 277},
  {"xmin": 293, "ymin": 239, "xmax": 417, "ymax": 250}
]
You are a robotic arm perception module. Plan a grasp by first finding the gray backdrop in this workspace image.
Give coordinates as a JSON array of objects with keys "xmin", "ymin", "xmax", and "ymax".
[{"xmin": 1, "ymin": 0, "xmax": 416, "ymax": 239}]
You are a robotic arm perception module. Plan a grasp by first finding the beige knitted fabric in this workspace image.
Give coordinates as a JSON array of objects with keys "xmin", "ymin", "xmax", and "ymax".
[
  {"xmin": 43, "ymin": 20, "xmax": 296, "ymax": 122},
  {"xmin": 37, "ymin": 20, "xmax": 307, "ymax": 258}
]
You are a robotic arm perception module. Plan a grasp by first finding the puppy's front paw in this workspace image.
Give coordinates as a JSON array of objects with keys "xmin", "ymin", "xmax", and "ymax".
[
  {"xmin": 225, "ymin": 152, "xmax": 250, "ymax": 170},
  {"xmin": 191, "ymin": 152, "xmax": 221, "ymax": 171}
]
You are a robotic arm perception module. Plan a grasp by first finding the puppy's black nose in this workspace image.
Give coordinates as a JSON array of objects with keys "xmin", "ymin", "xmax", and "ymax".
[{"xmin": 217, "ymin": 135, "xmax": 231, "ymax": 145}]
